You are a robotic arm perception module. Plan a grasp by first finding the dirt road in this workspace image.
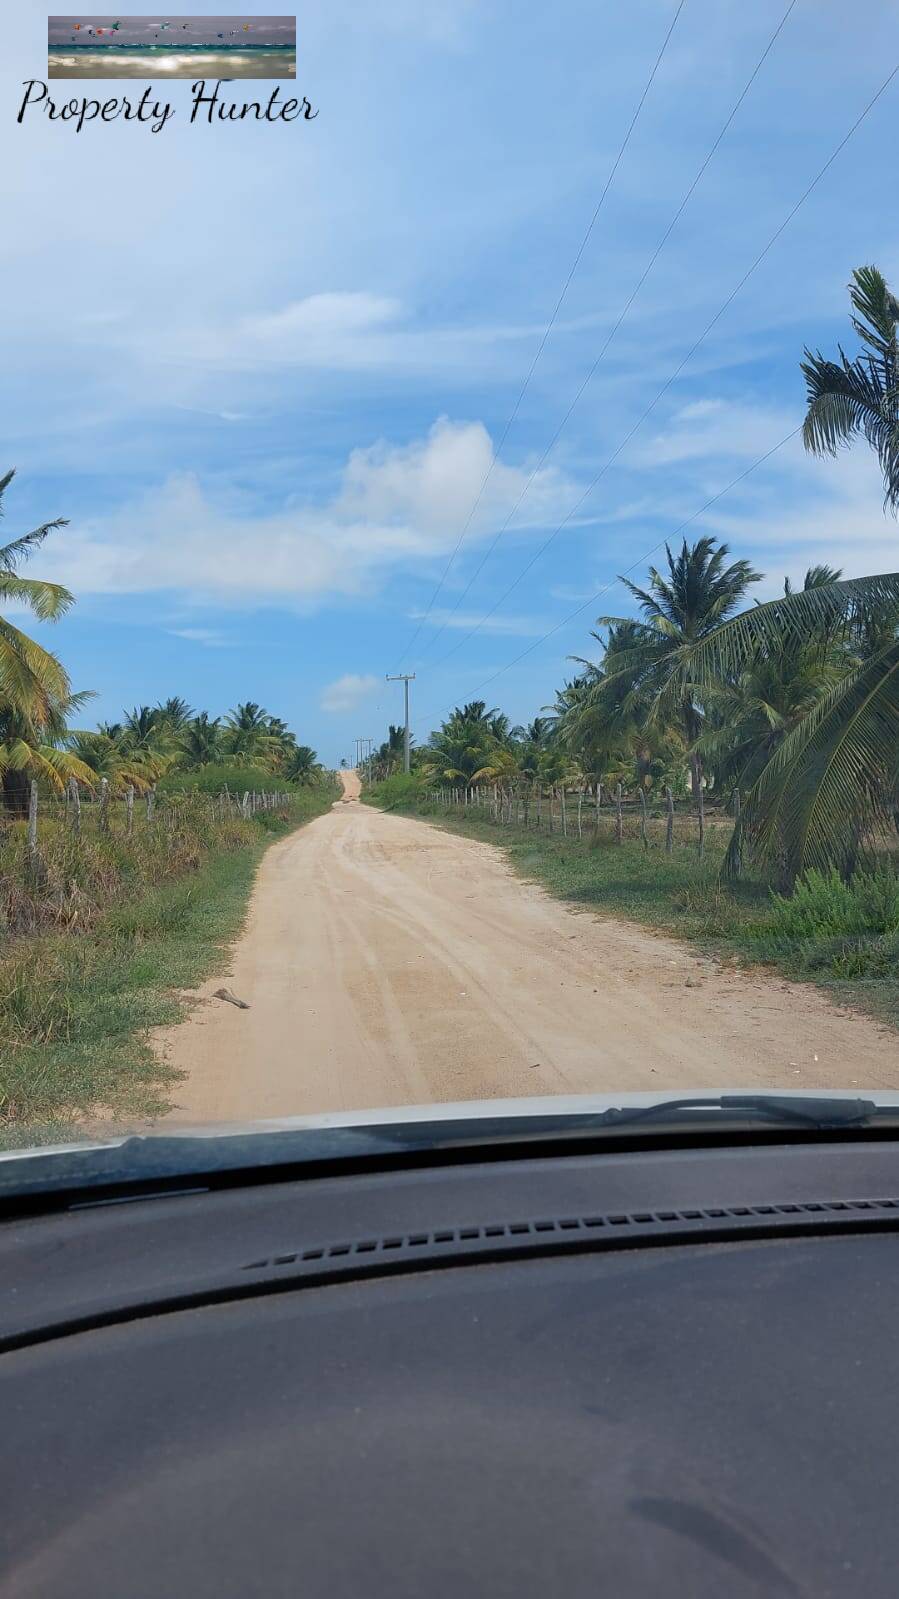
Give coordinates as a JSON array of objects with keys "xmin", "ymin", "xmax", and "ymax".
[{"xmin": 156, "ymin": 770, "xmax": 898, "ymax": 1122}]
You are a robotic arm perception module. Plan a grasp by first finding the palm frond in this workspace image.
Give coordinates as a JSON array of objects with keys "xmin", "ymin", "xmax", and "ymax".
[
  {"xmin": 726, "ymin": 640, "xmax": 899, "ymax": 880},
  {"xmin": 682, "ymin": 574, "xmax": 899, "ymax": 688},
  {"xmin": 0, "ymin": 571, "xmax": 74, "ymax": 620},
  {"xmin": 0, "ymin": 519, "xmax": 70, "ymax": 573}
]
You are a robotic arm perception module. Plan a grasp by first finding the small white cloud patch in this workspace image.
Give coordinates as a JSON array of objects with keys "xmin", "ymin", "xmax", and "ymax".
[{"xmin": 320, "ymin": 673, "xmax": 380, "ymax": 714}]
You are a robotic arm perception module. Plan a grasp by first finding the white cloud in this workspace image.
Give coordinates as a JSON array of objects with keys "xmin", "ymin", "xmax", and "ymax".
[
  {"xmin": 701, "ymin": 443, "xmax": 899, "ymax": 593},
  {"xmin": 167, "ymin": 627, "xmax": 227, "ymax": 647},
  {"xmin": 146, "ymin": 291, "xmax": 551, "ymax": 381},
  {"xmin": 51, "ymin": 418, "xmax": 575, "ymax": 606},
  {"xmin": 410, "ymin": 606, "xmax": 548, "ymax": 637},
  {"xmin": 634, "ymin": 398, "xmax": 798, "ymax": 467},
  {"xmin": 320, "ymin": 673, "xmax": 380, "ymax": 713}
]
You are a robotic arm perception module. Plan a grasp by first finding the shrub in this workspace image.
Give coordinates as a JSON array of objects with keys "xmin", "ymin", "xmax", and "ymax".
[
  {"xmin": 748, "ymin": 865, "xmax": 899, "ymax": 978},
  {"xmin": 765, "ymin": 866, "xmax": 899, "ymax": 941},
  {"xmin": 365, "ymin": 773, "xmax": 429, "ymax": 811},
  {"xmin": 0, "ymin": 784, "xmax": 335, "ymax": 939}
]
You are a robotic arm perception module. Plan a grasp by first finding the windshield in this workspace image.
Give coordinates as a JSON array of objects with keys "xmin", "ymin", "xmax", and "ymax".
[{"xmin": 2, "ymin": 1, "xmax": 899, "ymax": 1169}]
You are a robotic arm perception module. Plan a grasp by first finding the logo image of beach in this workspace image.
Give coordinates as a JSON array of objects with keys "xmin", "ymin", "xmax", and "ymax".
[{"xmin": 47, "ymin": 15, "xmax": 296, "ymax": 78}]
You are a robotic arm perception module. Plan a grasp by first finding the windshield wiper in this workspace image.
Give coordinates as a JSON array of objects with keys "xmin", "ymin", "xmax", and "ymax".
[
  {"xmin": 0, "ymin": 1096, "xmax": 889, "ymax": 1215},
  {"xmin": 582, "ymin": 1095, "xmax": 880, "ymax": 1132}
]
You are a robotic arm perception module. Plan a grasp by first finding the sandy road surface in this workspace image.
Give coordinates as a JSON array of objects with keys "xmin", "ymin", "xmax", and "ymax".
[{"xmin": 156, "ymin": 770, "xmax": 898, "ymax": 1122}]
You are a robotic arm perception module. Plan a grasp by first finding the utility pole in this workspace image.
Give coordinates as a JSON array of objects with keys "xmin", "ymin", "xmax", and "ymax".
[
  {"xmin": 386, "ymin": 673, "xmax": 415, "ymax": 774},
  {"xmin": 356, "ymin": 737, "xmax": 373, "ymax": 782}
]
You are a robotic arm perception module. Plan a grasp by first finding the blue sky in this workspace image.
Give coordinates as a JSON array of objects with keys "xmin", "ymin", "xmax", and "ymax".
[{"xmin": 4, "ymin": 0, "xmax": 899, "ymax": 764}]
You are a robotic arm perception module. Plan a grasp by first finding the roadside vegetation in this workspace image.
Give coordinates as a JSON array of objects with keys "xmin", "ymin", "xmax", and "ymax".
[
  {"xmin": 0, "ymin": 783, "xmax": 336, "ymax": 1143},
  {"xmin": 368, "ymin": 267, "xmax": 899, "ymax": 1026},
  {"xmin": 0, "ymin": 467, "xmax": 335, "ymax": 1139}
]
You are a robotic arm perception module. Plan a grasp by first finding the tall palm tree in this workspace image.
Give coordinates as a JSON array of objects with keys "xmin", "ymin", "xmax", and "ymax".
[
  {"xmin": 263, "ymin": 714, "xmax": 298, "ymax": 772},
  {"xmin": 119, "ymin": 705, "xmax": 173, "ymax": 771},
  {"xmin": 284, "ymin": 745, "xmax": 321, "ymax": 785},
  {"xmin": 222, "ymin": 701, "xmax": 275, "ymax": 764},
  {"xmin": 123, "ymin": 705, "xmax": 165, "ymax": 748},
  {"xmin": 801, "ymin": 265, "xmax": 899, "ymax": 509},
  {"xmin": 596, "ymin": 537, "xmax": 761, "ymax": 798},
  {"xmin": 426, "ymin": 702, "xmax": 504, "ymax": 786},
  {"xmin": 156, "ymin": 696, "xmax": 193, "ymax": 732},
  {"xmin": 671, "ymin": 268, "xmax": 899, "ymax": 884},
  {"xmin": 1, "ymin": 689, "xmax": 96, "ymax": 806},
  {"xmin": 178, "ymin": 712, "xmax": 222, "ymax": 769},
  {"xmin": 0, "ymin": 470, "xmax": 80, "ymax": 812},
  {"xmin": 678, "ymin": 575, "xmax": 899, "ymax": 883},
  {"xmin": 66, "ymin": 729, "xmax": 152, "ymax": 794}
]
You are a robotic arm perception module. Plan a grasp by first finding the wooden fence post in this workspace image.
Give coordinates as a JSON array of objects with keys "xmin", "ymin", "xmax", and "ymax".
[
  {"xmin": 126, "ymin": 785, "xmax": 135, "ymax": 838},
  {"xmin": 639, "ymin": 787, "xmax": 648, "ymax": 850},
  {"xmin": 147, "ymin": 786, "xmax": 156, "ymax": 823},
  {"xmin": 698, "ymin": 780, "xmax": 705, "ymax": 860},
  {"xmin": 98, "ymin": 777, "xmax": 110, "ymax": 834},
  {"xmin": 70, "ymin": 776, "xmax": 81, "ymax": 836},
  {"xmin": 665, "ymin": 786, "xmax": 674, "ymax": 854},
  {"xmin": 731, "ymin": 787, "xmax": 743, "ymax": 878},
  {"xmin": 577, "ymin": 785, "xmax": 584, "ymax": 840},
  {"xmin": 27, "ymin": 780, "xmax": 38, "ymax": 861},
  {"xmin": 615, "ymin": 783, "xmax": 623, "ymax": 843},
  {"xmin": 593, "ymin": 781, "xmax": 601, "ymax": 838},
  {"xmin": 561, "ymin": 785, "xmax": 568, "ymax": 838}
]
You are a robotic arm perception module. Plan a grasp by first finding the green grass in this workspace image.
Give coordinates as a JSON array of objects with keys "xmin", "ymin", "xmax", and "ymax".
[
  {"xmin": 366, "ymin": 782, "xmax": 899, "ymax": 1033},
  {"xmin": 0, "ymin": 783, "xmax": 337, "ymax": 1145}
]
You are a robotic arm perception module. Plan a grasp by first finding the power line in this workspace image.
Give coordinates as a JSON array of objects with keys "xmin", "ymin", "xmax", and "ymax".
[
  {"xmin": 413, "ymin": 424, "xmax": 801, "ymax": 733},
  {"xmin": 420, "ymin": 55, "xmax": 899, "ymax": 680},
  {"xmin": 413, "ymin": 0, "xmax": 800, "ymax": 665},
  {"xmin": 392, "ymin": 0, "xmax": 687, "ymax": 671}
]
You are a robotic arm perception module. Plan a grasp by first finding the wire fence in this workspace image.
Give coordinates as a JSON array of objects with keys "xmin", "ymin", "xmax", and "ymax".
[
  {"xmin": 0, "ymin": 780, "xmax": 295, "ymax": 853},
  {"xmin": 425, "ymin": 780, "xmax": 742, "ymax": 860}
]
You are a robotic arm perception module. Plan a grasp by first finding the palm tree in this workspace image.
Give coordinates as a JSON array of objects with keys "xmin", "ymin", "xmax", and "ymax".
[
  {"xmin": 514, "ymin": 717, "xmax": 562, "ymax": 784},
  {"xmin": 156, "ymin": 696, "xmax": 193, "ymax": 732},
  {"xmin": 596, "ymin": 538, "xmax": 761, "ymax": 798},
  {"xmin": 263, "ymin": 714, "xmax": 298, "ymax": 773},
  {"xmin": 119, "ymin": 705, "xmax": 173, "ymax": 773},
  {"xmin": 222, "ymin": 701, "xmax": 275, "ymax": 764},
  {"xmin": 66, "ymin": 729, "xmax": 152, "ymax": 794},
  {"xmin": 123, "ymin": 705, "xmax": 165, "ymax": 749},
  {"xmin": 801, "ymin": 265, "xmax": 899, "ymax": 509},
  {"xmin": 426, "ymin": 702, "xmax": 505, "ymax": 786},
  {"xmin": 371, "ymin": 725, "xmax": 406, "ymax": 781},
  {"xmin": 670, "ymin": 268, "xmax": 899, "ymax": 884},
  {"xmin": 1, "ymin": 689, "xmax": 96, "ymax": 806},
  {"xmin": 675, "ymin": 573, "xmax": 899, "ymax": 884},
  {"xmin": 284, "ymin": 745, "xmax": 321, "ymax": 785},
  {"xmin": 0, "ymin": 470, "xmax": 80, "ymax": 813},
  {"xmin": 178, "ymin": 712, "xmax": 222, "ymax": 769}
]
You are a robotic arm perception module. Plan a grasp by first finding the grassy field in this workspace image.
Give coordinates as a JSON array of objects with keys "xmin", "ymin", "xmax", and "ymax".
[
  {"xmin": 0, "ymin": 781, "xmax": 337, "ymax": 1145},
  {"xmin": 366, "ymin": 779, "xmax": 899, "ymax": 1033}
]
